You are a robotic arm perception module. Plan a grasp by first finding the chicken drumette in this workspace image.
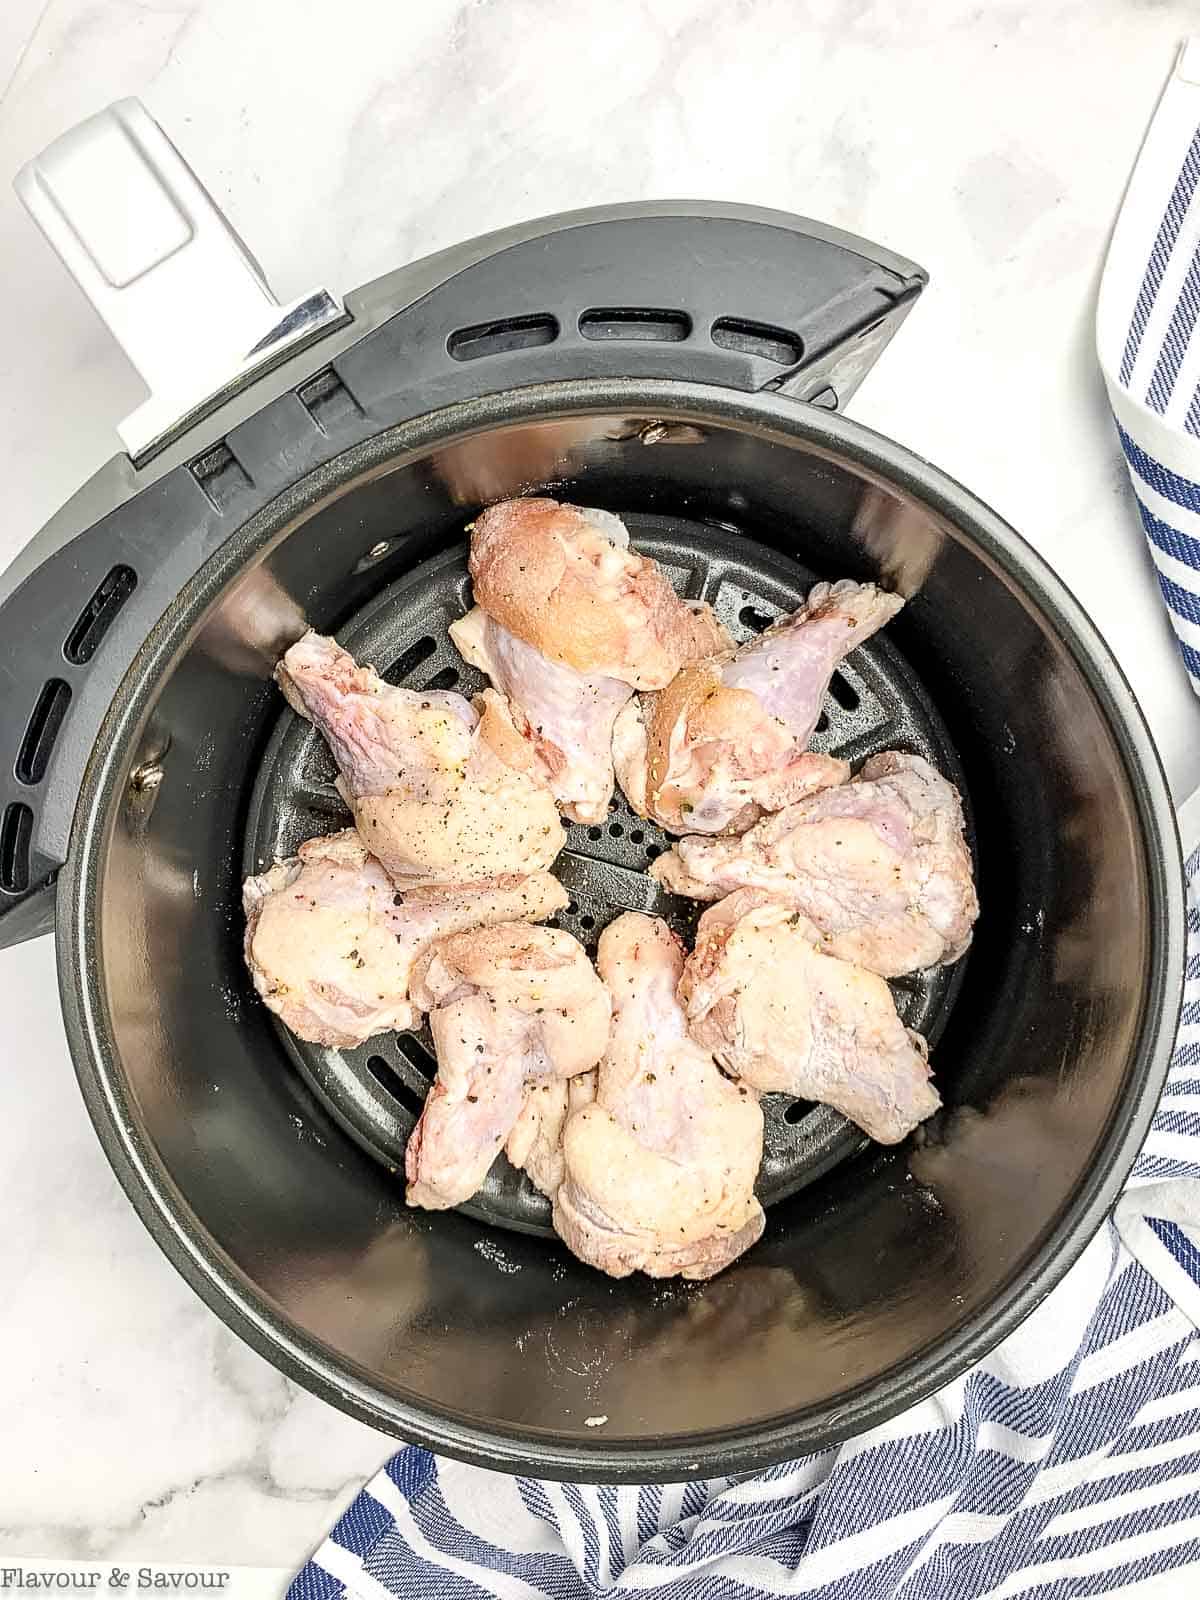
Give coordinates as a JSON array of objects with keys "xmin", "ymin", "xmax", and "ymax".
[
  {"xmin": 652, "ymin": 751, "xmax": 978, "ymax": 978},
  {"xmin": 554, "ymin": 913, "xmax": 764, "ymax": 1280},
  {"xmin": 405, "ymin": 924, "xmax": 610, "ymax": 1211},
  {"xmin": 276, "ymin": 631, "xmax": 563, "ymax": 886},
  {"xmin": 243, "ymin": 830, "xmax": 567, "ymax": 1047},
  {"xmin": 613, "ymin": 580, "xmax": 901, "ymax": 836},
  {"xmin": 505, "ymin": 1071, "xmax": 597, "ymax": 1202},
  {"xmin": 681, "ymin": 890, "xmax": 940, "ymax": 1144},
  {"xmin": 450, "ymin": 498, "xmax": 728, "ymax": 823}
]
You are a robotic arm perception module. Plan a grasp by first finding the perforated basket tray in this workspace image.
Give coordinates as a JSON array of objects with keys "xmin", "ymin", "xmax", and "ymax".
[{"xmin": 243, "ymin": 515, "xmax": 969, "ymax": 1237}]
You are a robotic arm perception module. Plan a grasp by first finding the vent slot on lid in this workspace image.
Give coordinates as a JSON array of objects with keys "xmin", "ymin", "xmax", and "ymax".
[
  {"xmin": 191, "ymin": 442, "xmax": 253, "ymax": 511},
  {"xmin": 579, "ymin": 308, "xmax": 691, "ymax": 342},
  {"xmin": 297, "ymin": 368, "xmax": 363, "ymax": 432},
  {"xmin": 711, "ymin": 318, "xmax": 803, "ymax": 366},
  {"xmin": 447, "ymin": 314, "xmax": 559, "ymax": 361},
  {"xmin": 16, "ymin": 679, "xmax": 72, "ymax": 786},
  {"xmin": 64, "ymin": 565, "xmax": 137, "ymax": 664},
  {"xmin": 0, "ymin": 803, "xmax": 32, "ymax": 894}
]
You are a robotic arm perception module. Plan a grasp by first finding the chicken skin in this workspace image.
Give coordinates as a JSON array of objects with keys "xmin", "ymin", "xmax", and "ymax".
[
  {"xmin": 613, "ymin": 580, "xmax": 901, "ymax": 836},
  {"xmin": 450, "ymin": 499, "xmax": 728, "ymax": 823},
  {"xmin": 681, "ymin": 890, "xmax": 940, "ymax": 1144},
  {"xmin": 554, "ymin": 913, "xmax": 765, "ymax": 1280},
  {"xmin": 243, "ymin": 830, "xmax": 567, "ymax": 1047},
  {"xmin": 405, "ymin": 925, "xmax": 610, "ymax": 1211},
  {"xmin": 652, "ymin": 751, "xmax": 978, "ymax": 978},
  {"xmin": 276, "ymin": 631, "xmax": 562, "ymax": 885}
]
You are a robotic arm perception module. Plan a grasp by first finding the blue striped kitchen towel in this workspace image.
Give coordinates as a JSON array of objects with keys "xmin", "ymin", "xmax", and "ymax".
[
  {"xmin": 1099, "ymin": 38, "xmax": 1200, "ymax": 697},
  {"xmin": 290, "ymin": 46, "xmax": 1200, "ymax": 1600}
]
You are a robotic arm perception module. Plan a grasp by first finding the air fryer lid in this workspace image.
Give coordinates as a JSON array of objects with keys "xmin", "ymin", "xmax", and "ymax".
[
  {"xmin": 0, "ymin": 105, "xmax": 926, "ymax": 948},
  {"xmin": 0, "ymin": 103, "xmax": 1182, "ymax": 1479}
]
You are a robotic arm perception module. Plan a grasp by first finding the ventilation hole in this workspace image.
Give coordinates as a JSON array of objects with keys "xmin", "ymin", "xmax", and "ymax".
[
  {"xmin": 645, "ymin": 844, "xmax": 662, "ymax": 860},
  {"xmin": 190, "ymin": 441, "xmax": 252, "ymax": 511},
  {"xmin": 711, "ymin": 317, "xmax": 802, "ymax": 366},
  {"xmin": 384, "ymin": 636, "xmax": 437, "ymax": 684},
  {"xmin": 64, "ymin": 565, "xmax": 136, "ymax": 665},
  {"xmin": 829, "ymin": 673, "xmax": 860, "ymax": 712},
  {"xmin": 561, "ymin": 816, "xmax": 573, "ymax": 829},
  {"xmin": 783, "ymin": 1100, "xmax": 812, "ymax": 1125},
  {"xmin": 608, "ymin": 822, "xmax": 624, "ymax": 838},
  {"xmin": 396, "ymin": 1034, "xmax": 438, "ymax": 1084},
  {"xmin": 580, "ymin": 915, "xmax": 596, "ymax": 931},
  {"xmin": 366, "ymin": 1055, "xmax": 426, "ymax": 1119},
  {"xmin": 0, "ymin": 802, "xmax": 33, "ymax": 894},
  {"xmin": 630, "ymin": 829, "xmax": 645, "ymax": 845},
  {"xmin": 815, "ymin": 711, "xmax": 830, "ymax": 734},
  {"xmin": 739, "ymin": 604, "xmax": 774, "ymax": 633},
  {"xmin": 16, "ymin": 680, "xmax": 71, "ymax": 786},
  {"xmin": 579, "ymin": 308, "xmax": 691, "ymax": 343},
  {"xmin": 608, "ymin": 798, "xmax": 619, "ymax": 812},
  {"xmin": 567, "ymin": 899, "xmax": 579, "ymax": 914},
  {"xmin": 447, "ymin": 314, "xmax": 559, "ymax": 361},
  {"xmin": 297, "ymin": 367, "xmax": 363, "ymax": 431},
  {"xmin": 587, "ymin": 826, "xmax": 602, "ymax": 840},
  {"xmin": 807, "ymin": 386, "xmax": 839, "ymax": 411},
  {"xmin": 422, "ymin": 666, "xmax": 460, "ymax": 692}
]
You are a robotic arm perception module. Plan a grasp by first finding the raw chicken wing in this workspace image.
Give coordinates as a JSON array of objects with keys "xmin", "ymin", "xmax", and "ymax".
[
  {"xmin": 243, "ymin": 829, "xmax": 566, "ymax": 1047},
  {"xmin": 452, "ymin": 608, "xmax": 634, "ymax": 826},
  {"xmin": 506, "ymin": 1071, "xmax": 597, "ymax": 1200},
  {"xmin": 613, "ymin": 580, "xmax": 901, "ymax": 835},
  {"xmin": 681, "ymin": 890, "xmax": 940, "ymax": 1143},
  {"xmin": 451, "ymin": 498, "xmax": 728, "ymax": 823},
  {"xmin": 277, "ymin": 631, "xmax": 562, "ymax": 885},
  {"xmin": 405, "ymin": 925, "xmax": 610, "ymax": 1211},
  {"xmin": 653, "ymin": 751, "xmax": 977, "ymax": 978},
  {"xmin": 554, "ymin": 913, "xmax": 765, "ymax": 1280},
  {"xmin": 465, "ymin": 497, "xmax": 725, "ymax": 687}
]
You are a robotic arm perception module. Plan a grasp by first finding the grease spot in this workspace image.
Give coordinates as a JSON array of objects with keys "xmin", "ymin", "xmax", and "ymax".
[{"xmin": 475, "ymin": 1239, "xmax": 521, "ymax": 1274}]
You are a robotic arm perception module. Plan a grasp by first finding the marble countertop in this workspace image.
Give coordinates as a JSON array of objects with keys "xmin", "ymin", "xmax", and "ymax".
[{"xmin": 3, "ymin": 0, "xmax": 1200, "ymax": 1582}]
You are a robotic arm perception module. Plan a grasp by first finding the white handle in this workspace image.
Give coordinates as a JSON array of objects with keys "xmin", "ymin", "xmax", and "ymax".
[{"xmin": 14, "ymin": 99, "xmax": 344, "ymax": 459}]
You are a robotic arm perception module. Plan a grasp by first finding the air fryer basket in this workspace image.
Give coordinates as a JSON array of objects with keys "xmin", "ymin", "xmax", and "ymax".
[{"xmin": 58, "ymin": 387, "xmax": 1182, "ymax": 1478}]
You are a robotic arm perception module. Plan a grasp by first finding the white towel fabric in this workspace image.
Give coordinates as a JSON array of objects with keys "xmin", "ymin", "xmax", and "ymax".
[
  {"xmin": 291, "ymin": 43, "xmax": 1200, "ymax": 1599},
  {"xmin": 1099, "ymin": 38, "xmax": 1200, "ymax": 698}
]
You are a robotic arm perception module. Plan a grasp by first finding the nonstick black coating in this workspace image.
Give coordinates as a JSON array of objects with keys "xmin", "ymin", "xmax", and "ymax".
[
  {"xmin": 59, "ymin": 383, "xmax": 1183, "ymax": 1479},
  {"xmin": 244, "ymin": 518, "xmax": 970, "ymax": 1232}
]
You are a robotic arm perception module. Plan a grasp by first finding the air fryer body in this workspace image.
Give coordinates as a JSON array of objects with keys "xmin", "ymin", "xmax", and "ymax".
[
  {"xmin": 0, "ymin": 109, "xmax": 1181, "ymax": 1477},
  {"xmin": 57, "ymin": 384, "xmax": 1180, "ymax": 1478}
]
